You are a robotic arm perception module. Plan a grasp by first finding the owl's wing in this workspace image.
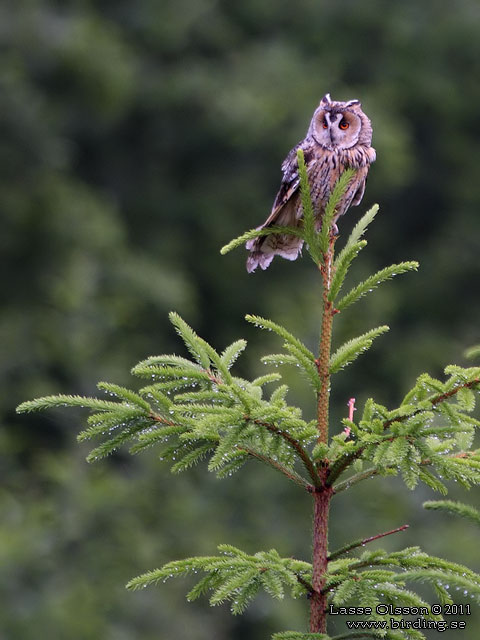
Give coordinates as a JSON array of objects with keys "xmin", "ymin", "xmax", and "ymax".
[
  {"xmin": 262, "ymin": 141, "xmax": 316, "ymax": 226},
  {"xmin": 350, "ymin": 169, "xmax": 367, "ymax": 206},
  {"xmin": 346, "ymin": 147, "xmax": 376, "ymax": 208},
  {"xmin": 245, "ymin": 139, "xmax": 317, "ymax": 272}
]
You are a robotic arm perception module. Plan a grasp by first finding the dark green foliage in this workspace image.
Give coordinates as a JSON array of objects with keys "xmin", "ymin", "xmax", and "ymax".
[
  {"xmin": 334, "ymin": 262, "xmax": 419, "ymax": 312},
  {"xmin": 326, "ymin": 546, "xmax": 480, "ymax": 607},
  {"xmin": 248, "ymin": 313, "xmax": 320, "ymax": 392},
  {"xmin": 18, "ymin": 307, "xmax": 480, "ymax": 499},
  {"xmin": 465, "ymin": 346, "xmax": 480, "ymax": 361},
  {"xmin": 220, "ymin": 226, "xmax": 305, "ymax": 256},
  {"xmin": 19, "ymin": 310, "xmax": 319, "ymax": 488},
  {"xmin": 328, "ymin": 365, "xmax": 480, "ymax": 492},
  {"xmin": 423, "ymin": 500, "xmax": 480, "ymax": 526},
  {"xmin": 329, "ymin": 326, "xmax": 390, "ymax": 374},
  {"xmin": 127, "ymin": 544, "xmax": 311, "ymax": 615},
  {"xmin": 126, "ymin": 540, "xmax": 480, "ymax": 628}
]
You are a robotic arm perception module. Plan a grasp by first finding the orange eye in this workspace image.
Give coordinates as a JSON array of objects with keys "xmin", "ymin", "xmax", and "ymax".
[
  {"xmin": 339, "ymin": 119, "xmax": 349, "ymax": 130},
  {"xmin": 322, "ymin": 119, "xmax": 328, "ymax": 129}
]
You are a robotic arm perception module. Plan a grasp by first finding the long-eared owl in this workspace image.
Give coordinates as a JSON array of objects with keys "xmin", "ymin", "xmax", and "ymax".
[{"xmin": 246, "ymin": 94, "xmax": 376, "ymax": 272}]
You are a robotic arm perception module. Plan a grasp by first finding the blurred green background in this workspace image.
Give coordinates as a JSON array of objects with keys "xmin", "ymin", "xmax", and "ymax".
[{"xmin": 2, "ymin": 1, "xmax": 480, "ymax": 638}]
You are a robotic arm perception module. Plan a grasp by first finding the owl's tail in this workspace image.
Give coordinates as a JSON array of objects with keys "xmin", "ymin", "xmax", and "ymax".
[
  {"xmin": 245, "ymin": 199, "xmax": 305, "ymax": 272},
  {"xmin": 246, "ymin": 234, "xmax": 304, "ymax": 272}
]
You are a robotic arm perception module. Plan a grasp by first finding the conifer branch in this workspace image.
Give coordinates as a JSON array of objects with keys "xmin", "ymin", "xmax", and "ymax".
[
  {"xmin": 382, "ymin": 377, "xmax": 480, "ymax": 430},
  {"xmin": 423, "ymin": 499, "xmax": 480, "ymax": 525},
  {"xmin": 465, "ymin": 345, "xmax": 480, "ymax": 360},
  {"xmin": 149, "ymin": 412, "xmax": 177, "ymax": 426},
  {"xmin": 247, "ymin": 314, "xmax": 319, "ymax": 391},
  {"xmin": 332, "ymin": 448, "xmax": 479, "ymax": 493},
  {"xmin": 328, "ymin": 376, "xmax": 480, "ymax": 486},
  {"xmin": 328, "ymin": 525, "xmax": 409, "ymax": 561},
  {"xmin": 319, "ymin": 169, "xmax": 357, "ymax": 256},
  {"xmin": 245, "ymin": 416, "xmax": 321, "ymax": 488},
  {"xmin": 220, "ymin": 225, "xmax": 304, "ymax": 256},
  {"xmin": 329, "ymin": 326, "xmax": 389, "ymax": 374},
  {"xmin": 332, "ymin": 467, "xmax": 379, "ymax": 494},
  {"xmin": 326, "ymin": 450, "xmax": 362, "ymax": 487},
  {"xmin": 419, "ymin": 451, "xmax": 476, "ymax": 465},
  {"xmin": 238, "ymin": 445, "xmax": 311, "ymax": 490},
  {"xmin": 297, "ymin": 149, "xmax": 321, "ymax": 264},
  {"xmin": 335, "ymin": 261, "xmax": 418, "ymax": 311},
  {"xmin": 295, "ymin": 574, "xmax": 316, "ymax": 596},
  {"xmin": 343, "ymin": 204, "xmax": 379, "ymax": 251},
  {"xmin": 329, "ymin": 241, "xmax": 367, "ymax": 303},
  {"xmin": 330, "ymin": 445, "xmax": 467, "ymax": 491},
  {"xmin": 17, "ymin": 394, "xmax": 130, "ymax": 413}
]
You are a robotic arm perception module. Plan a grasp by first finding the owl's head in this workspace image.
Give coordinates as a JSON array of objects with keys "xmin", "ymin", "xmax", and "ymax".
[{"xmin": 308, "ymin": 94, "xmax": 373, "ymax": 150}]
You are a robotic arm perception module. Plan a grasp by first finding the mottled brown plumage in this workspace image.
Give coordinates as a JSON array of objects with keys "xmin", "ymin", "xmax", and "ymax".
[{"xmin": 246, "ymin": 94, "xmax": 376, "ymax": 272}]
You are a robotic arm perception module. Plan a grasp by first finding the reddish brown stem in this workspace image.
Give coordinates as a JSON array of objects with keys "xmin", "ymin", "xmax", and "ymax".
[
  {"xmin": 310, "ymin": 232, "xmax": 337, "ymax": 633},
  {"xmin": 310, "ymin": 470, "xmax": 333, "ymax": 632},
  {"xmin": 316, "ymin": 232, "xmax": 337, "ymax": 444},
  {"xmin": 361, "ymin": 524, "xmax": 409, "ymax": 545},
  {"xmin": 328, "ymin": 524, "xmax": 409, "ymax": 561},
  {"xmin": 150, "ymin": 413, "xmax": 176, "ymax": 426},
  {"xmin": 316, "ymin": 299, "xmax": 334, "ymax": 444}
]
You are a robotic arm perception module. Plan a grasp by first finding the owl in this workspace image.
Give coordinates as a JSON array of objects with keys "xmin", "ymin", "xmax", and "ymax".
[{"xmin": 246, "ymin": 94, "xmax": 376, "ymax": 272}]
